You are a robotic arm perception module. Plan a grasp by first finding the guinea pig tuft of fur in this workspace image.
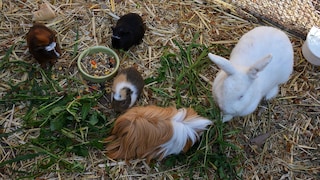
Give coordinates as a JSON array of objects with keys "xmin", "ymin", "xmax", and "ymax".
[
  {"xmin": 112, "ymin": 67, "xmax": 144, "ymax": 112},
  {"xmin": 26, "ymin": 23, "xmax": 61, "ymax": 68},
  {"xmin": 104, "ymin": 105, "xmax": 212, "ymax": 163},
  {"xmin": 111, "ymin": 13, "xmax": 146, "ymax": 51}
]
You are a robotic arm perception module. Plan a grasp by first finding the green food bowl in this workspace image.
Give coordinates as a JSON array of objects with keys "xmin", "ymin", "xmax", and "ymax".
[{"xmin": 77, "ymin": 46, "xmax": 120, "ymax": 83}]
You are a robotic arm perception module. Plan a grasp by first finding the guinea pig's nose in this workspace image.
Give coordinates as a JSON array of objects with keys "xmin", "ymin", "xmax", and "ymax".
[{"xmin": 113, "ymin": 94, "xmax": 122, "ymax": 101}]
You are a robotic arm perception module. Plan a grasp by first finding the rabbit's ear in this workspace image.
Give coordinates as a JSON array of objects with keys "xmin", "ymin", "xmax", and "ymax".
[
  {"xmin": 247, "ymin": 54, "xmax": 272, "ymax": 79},
  {"xmin": 208, "ymin": 53, "xmax": 237, "ymax": 75}
]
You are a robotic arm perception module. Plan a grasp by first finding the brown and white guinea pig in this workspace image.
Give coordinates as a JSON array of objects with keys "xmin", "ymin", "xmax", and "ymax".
[
  {"xmin": 111, "ymin": 93, "xmax": 131, "ymax": 113},
  {"xmin": 111, "ymin": 67, "xmax": 144, "ymax": 112},
  {"xmin": 26, "ymin": 23, "xmax": 61, "ymax": 68},
  {"xmin": 111, "ymin": 13, "xmax": 146, "ymax": 51},
  {"xmin": 104, "ymin": 105, "xmax": 212, "ymax": 163}
]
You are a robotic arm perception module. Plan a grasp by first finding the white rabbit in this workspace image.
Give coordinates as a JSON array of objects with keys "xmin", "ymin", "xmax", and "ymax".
[{"xmin": 208, "ymin": 26, "xmax": 294, "ymax": 122}]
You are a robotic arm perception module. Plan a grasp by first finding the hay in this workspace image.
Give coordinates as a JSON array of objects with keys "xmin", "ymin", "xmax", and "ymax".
[{"xmin": 0, "ymin": 0, "xmax": 319, "ymax": 179}]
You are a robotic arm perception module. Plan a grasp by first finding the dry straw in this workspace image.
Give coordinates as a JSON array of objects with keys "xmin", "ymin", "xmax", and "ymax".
[{"xmin": 0, "ymin": 0, "xmax": 319, "ymax": 179}]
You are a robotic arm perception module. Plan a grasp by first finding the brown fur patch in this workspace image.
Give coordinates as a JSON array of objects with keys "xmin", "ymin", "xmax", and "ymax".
[
  {"xmin": 112, "ymin": 73, "xmax": 127, "ymax": 93},
  {"xmin": 33, "ymin": 28, "xmax": 51, "ymax": 46},
  {"xmin": 105, "ymin": 105, "xmax": 178, "ymax": 163},
  {"xmin": 183, "ymin": 139, "xmax": 194, "ymax": 153},
  {"xmin": 27, "ymin": 24, "xmax": 56, "ymax": 47}
]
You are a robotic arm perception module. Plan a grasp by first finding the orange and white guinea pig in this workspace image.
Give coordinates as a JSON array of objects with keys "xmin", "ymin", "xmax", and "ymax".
[
  {"xmin": 26, "ymin": 23, "xmax": 61, "ymax": 68},
  {"xmin": 104, "ymin": 105, "xmax": 212, "ymax": 163}
]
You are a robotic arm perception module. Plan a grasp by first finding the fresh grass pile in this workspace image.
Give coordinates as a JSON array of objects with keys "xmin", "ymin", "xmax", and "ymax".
[
  {"xmin": 0, "ymin": 55, "xmax": 110, "ymax": 177},
  {"xmin": 146, "ymin": 35, "xmax": 243, "ymax": 179},
  {"xmin": 0, "ymin": 33, "xmax": 243, "ymax": 179}
]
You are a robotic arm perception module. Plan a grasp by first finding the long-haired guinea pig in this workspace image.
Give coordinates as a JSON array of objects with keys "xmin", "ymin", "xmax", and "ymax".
[
  {"xmin": 104, "ymin": 105, "xmax": 212, "ymax": 163},
  {"xmin": 112, "ymin": 67, "xmax": 144, "ymax": 112},
  {"xmin": 26, "ymin": 23, "xmax": 61, "ymax": 68},
  {"xmin": 111, "ymin": 13, "xmax": 146, "ymax": 51}
]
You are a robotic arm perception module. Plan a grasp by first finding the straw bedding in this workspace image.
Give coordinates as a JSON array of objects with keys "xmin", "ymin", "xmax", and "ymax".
[{"xmin": 0, "ymin": 0, "xmax": 319, "ymax": 179}]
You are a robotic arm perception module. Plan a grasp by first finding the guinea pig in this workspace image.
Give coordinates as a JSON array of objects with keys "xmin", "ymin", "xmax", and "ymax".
[
  {"xmin": 104, "ymin": 105, "xmax": 212, "ymax": 163},
  {"xmin": 26, "ymin": 23, "xmax": 61, "ymax": 68},
  {"xmin": 111, "ymin": 91, "xmax": 131, "ymax": 113},
  {"xmin": 112, "ymin": 67, "xmax": 144, "ymax": 112},
  {"xmin": 111, "ymin": 13, "xmax": 146, "ymax": 51},
  {"xmin": 208, "ymin": 26, "xmax": 293, "ymax": 122}
]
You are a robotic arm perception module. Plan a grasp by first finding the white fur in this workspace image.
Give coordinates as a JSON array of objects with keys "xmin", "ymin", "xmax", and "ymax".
[
  {"xmin": 112, "ymin": 35, "xmax": 121, "ymax": 39},
  {"xmin": 209, "ymin": 26, "xmax": 294, "ymax": 122},
  {"xmin": 159, "ymin": 108, "xmax": 212, "ymax": 158},
  {"xmin": 45, "ymin": 42, "xmax": 60, "ymax": 57},
  {"xmin": 113, "ymin": 81, "xmax": 138, "ymax": 107}
]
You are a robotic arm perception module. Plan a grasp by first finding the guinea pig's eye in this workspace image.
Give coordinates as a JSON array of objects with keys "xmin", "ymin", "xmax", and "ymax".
[{"xmin": 126, "ymin": 88, "xmax": 132, "ymax": 95}]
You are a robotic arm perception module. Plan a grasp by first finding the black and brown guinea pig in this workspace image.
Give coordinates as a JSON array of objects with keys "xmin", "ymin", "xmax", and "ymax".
[
  {"xmin": 111, "ymin": 67, "xmax": 144, "ymax": 112},
  {"xmin": 111, "ymin": 13, "xmax": 146, "ymax": 51},
  {"xmin": 26, "ymin": 23, "xmax": 61, "ymax": 68}
]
